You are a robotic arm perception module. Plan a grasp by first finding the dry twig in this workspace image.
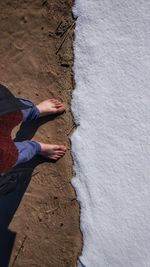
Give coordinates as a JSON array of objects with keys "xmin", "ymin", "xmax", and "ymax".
[
  {"xmin": 11, "ymin": 235, "xmax": 27, "ymax": 267},
  {"xmin": 45, "ymin": 206, "xmax": 59, "ymax": 214},
  {"xmin": 56, "ymin": 21, "xmax": 75, "ymax": 55},
  {"xmin": 67, "ymin": 125, "xmax": 76, "ymax": 136}
]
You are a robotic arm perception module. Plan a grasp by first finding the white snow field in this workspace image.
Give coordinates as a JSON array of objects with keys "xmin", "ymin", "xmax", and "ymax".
[{"xmin": 71, "ymin": 0, "xmax": 150, "ymax": 267}]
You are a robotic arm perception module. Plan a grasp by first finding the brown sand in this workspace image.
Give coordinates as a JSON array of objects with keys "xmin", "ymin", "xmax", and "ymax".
[{"xmin": 0, "ymin": 1, "xmax": 82, "ymax": 266}]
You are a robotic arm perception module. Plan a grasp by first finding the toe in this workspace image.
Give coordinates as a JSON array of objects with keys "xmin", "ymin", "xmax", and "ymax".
[
  {"xmin": 51, "ymin": 155, "xmax": 62, "ymax": 161},
  {"xmin": 57, "ymin": 107, "xmax": 65, "ymax": 113},
  {"xmin": 50, "ymin": 99, "xmax": 61, "ymax": 104},
  {"xmin": 55, "ymin": 103, "xmax": 63, "ymax": 107},
  {"xmin": 53, "ymin": 145, "xmax": 62, "ymax": 150},
  {"xmin": 56, "ymin": 151, "xmax": 65, "ymax": 156},
  {"xmin": 59, "ymin": 145, "xmax": 67, "ymax": 151},
  {"xmin": 50, "ymin": 98, "xmax": 57, "ymax": 102},
  {"xmin": 50, "ymin": 157, "xmax": 57, "ymax": 161},
  {"xmin": 51, "ymin": 101, "xmax": 65, "ymax": 113},
  {"xmin": 55, "ymin": 102, "xmax": 64, "ymax": 108},
  {"xmin": 50, "ymin": 145, "xmax": 66, "ymax": 154}
]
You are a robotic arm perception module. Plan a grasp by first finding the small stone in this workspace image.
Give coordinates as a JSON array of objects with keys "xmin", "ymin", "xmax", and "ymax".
[
  {"xmin": 38, "ymin": 214, "xmax": 42, "ymax": 222},
  {"xmin": 23, "ymin": 16, "xmax": 28, "ymax": 23}
]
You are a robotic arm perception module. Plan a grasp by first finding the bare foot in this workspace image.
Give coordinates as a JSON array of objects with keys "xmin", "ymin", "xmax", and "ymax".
[
  {"xmin": 38, "ymin": 142, "xmax": 67, "ymax": 161},
  {"xmin": 36, "ymin": 99, "xmax": 65, "ymax": 117}
]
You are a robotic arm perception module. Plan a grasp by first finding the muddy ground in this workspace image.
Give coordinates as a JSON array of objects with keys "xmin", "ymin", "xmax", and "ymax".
[{"xmin": 0, "ymin": 0, "xmax": 82, "ymax": 266}]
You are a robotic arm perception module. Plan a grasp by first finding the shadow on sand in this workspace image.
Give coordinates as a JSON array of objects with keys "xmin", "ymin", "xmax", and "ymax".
[{"xmin": 0, "ymin": 115, "xmax": 57, "ymax": 267}]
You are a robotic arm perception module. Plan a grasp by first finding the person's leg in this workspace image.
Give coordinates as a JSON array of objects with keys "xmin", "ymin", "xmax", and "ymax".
[
  {"xmin": 14, "ymin": 98, "xmax": 66, "ymax": 166},
  {"xmin": 14, "ymin": 140, "xmax": 41, "ymax": 165},
  {"xmin": 18, "ymin": 98, "xmax": 65, "ymax": 122},
  {"xmin": 17, "ymin": 98, "xmax": 40, "ymax": 122},
  {"xmin": 14, "ymin": 140, "xmax": 67, "ymax": 166}
]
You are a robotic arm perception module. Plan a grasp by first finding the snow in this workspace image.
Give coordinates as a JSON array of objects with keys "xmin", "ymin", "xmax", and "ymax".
[{"xmin": 71, "ymin": 0, "xmax": 150, "ymax": 266}]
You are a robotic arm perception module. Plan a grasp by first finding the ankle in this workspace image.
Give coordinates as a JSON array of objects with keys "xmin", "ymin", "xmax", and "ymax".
[{"xmin": 34, "ymin": 141, "xmax": 42, "ymax": 153}]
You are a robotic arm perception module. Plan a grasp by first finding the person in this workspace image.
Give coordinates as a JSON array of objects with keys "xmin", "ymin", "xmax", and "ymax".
[{"xmin": 0, "ymin": 84, "xmax": 66, "ymax": 184}]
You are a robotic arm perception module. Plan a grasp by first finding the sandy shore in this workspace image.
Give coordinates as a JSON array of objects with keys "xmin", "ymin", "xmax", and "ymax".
[{"xmin": 0, "ymin": 1, "xmax": 82, "ymax": 266}]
